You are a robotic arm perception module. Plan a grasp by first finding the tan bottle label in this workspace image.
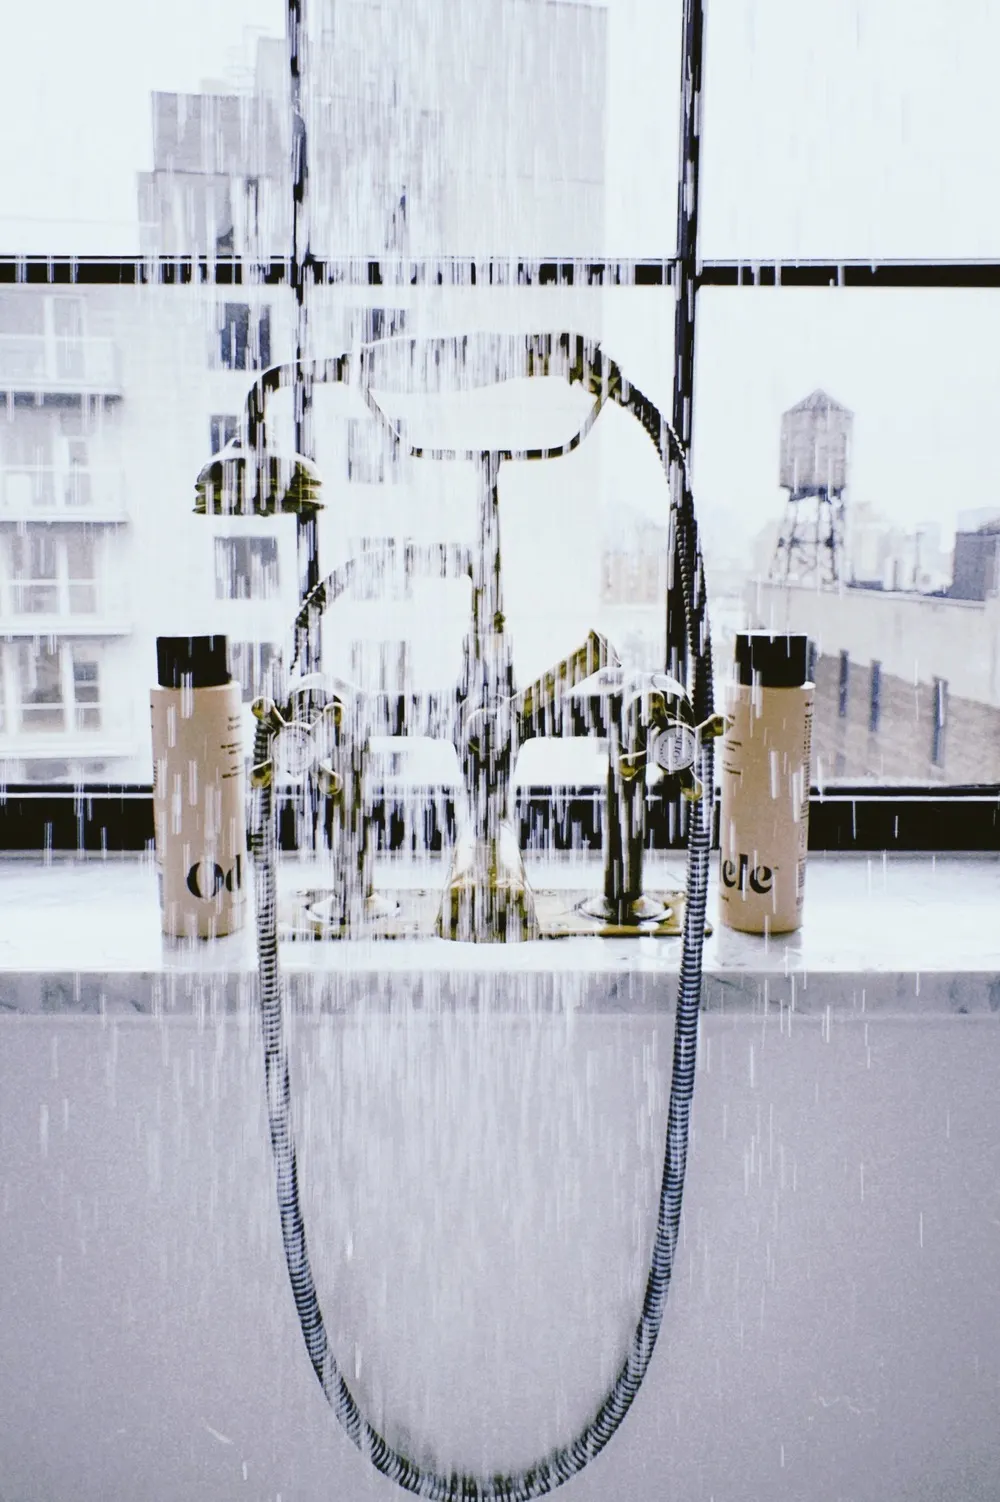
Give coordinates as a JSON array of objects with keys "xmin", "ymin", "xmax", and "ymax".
[
  {"xmin": 150, "ymin": 682, "xmax": 247, "ymax": 939},
  {"xmin": 719, "ymin": 683, "xmax": 813, "ymax": 935}
]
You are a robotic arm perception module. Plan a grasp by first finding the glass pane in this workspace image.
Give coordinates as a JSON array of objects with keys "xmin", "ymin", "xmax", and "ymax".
[
  {"xmin": 0, "ymin": 273, "xmax": 994, "ymax": 787},
  {"xmin": 68, "ymin": 583, "xmax": 97, "ymax": 614},
  {"xmin": 0, "ymin": 0, "xmax": 687, "ymax": 260},
  {"xmin": 209, "ymin": 414, "xmax": 240, "ymax": 454},
  {"xmin": 14, "ymin": 0, "xmax": 1000, "ymax": 262},
  {"xmin": 0, "ymin": 293, "xmax": 44, "ymax": 335},
  {"xmin": 214, "ymin": 536, "xmax": 280, "ymax": 600},
  {"xmin": 64, "ymin": 469, "xmax": 93, "ymax": 508},
  {"xmin": 9, "ymin": 531, "xmax": 57, "ymax": 580},
  {"xmin": 695, "ymin": 287, "xmax": 1000, "ymax": 784},
  {"xmin": 17, "ymin": 642, "xmax": 64, "ymax": 730},
  {"xmin": 65, "ymin": 531, "xmax": 95, "ymax": 579},
  {"xmin": 71, "ymin": 650, "xmax": 100, "ymax": 704},
  {"xmin": 11, "ymin": 583, "xmax": 59, "ymax": 614},
  {"xmin": 50, "ymin": 299, "xmax": 84, "ymax": 338},
  {"xmin": 227, "ymin": 639, "xmax": 280, "ymax": 703},
  {"xmin": 701, "ymin": 0, "xmax": 1000, "ymax": 259}
]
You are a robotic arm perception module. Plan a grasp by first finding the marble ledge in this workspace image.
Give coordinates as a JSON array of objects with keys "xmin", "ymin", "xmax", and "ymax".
[{"xmin": 1, "ymin": 851, "xmax": 998, "ymax": 1017}]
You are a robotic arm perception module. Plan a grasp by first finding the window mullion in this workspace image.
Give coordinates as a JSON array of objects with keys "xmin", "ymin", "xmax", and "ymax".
[
  {"xmin": 60, "ymin": 642, "xmax": 76, "ymax": 735},
  {"xmin": 55, "ymin": 530, "xmax": 70, "ymax": 616}
]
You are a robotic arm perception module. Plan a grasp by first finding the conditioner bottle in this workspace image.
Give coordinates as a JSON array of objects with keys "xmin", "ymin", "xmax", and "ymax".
[
  {"xmin": 719, "ymin": 631, "xmax": 813, "ymax": 935},
  {"xmin": 150, "ymin": 635, "xmax": 247, "ymax": 939}
]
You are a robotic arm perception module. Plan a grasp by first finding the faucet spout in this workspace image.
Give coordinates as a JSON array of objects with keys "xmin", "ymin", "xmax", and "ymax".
[{"xmin": 438, "ymin": 452, "xmax": 538, "ymax": 941}]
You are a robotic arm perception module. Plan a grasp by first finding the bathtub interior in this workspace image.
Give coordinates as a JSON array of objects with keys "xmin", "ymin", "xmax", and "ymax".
[{"xmin": 1, "ymin": 978, "xmax": 998, "ymax": 1501}]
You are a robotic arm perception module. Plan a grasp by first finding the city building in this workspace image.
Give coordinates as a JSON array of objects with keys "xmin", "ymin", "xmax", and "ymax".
[
  {"xmin": 948, "ymin": 519, "xmax": 1000, "ymax": 601},
  {"xmin": 845, "ymin": 503, "xmax": 952, "ymax": 594},
  {"xmin": 140, "ymin": 0, "xmax": 608, "ymax": 260},
  {"xmin": 739, "ymin": 382, "xmax": 999, "ymax": 784},
  {"xmin": 1, "ymin": 6, "xmax": 610, "ymax": 785},
  {"xmin": 747, "ymin": 567, "xmax": 1000, "ymax": 782}
]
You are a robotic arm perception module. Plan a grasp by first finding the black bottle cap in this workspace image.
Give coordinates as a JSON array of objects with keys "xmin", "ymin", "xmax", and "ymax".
[
  {"xmin": 735, "ymin": 632, "xmax": 812, "ymax": 689},
  {"xmin": 156, "ymin": 636, "xmax": 230, "ymax": 689}
]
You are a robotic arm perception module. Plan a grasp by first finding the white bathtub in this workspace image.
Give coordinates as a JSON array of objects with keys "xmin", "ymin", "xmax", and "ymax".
[{"xmin": 2, "ymin": 958, "xmax": 999, "ymax": 1502}]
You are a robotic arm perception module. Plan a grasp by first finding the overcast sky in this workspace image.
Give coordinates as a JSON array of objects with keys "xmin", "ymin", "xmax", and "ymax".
[
  {"xmin": 5, "ymin": 0, "xmax": 1000, "ymax": 258},
  {"xmin": 2, "ymin": 0, "xmax": 999, "ymax": 556}
]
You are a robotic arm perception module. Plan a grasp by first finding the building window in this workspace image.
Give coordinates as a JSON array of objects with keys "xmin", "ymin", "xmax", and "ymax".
[
  {"xmin": 12, "ymin": 641, "xmax": 101, "ymax": 734},
  {"xmin": 227, "ymin": 640, "xmax": 280, "ymax": 704},
  {"xmin": 0, "ymin": 291, "xmax": 46, "ymax": 336},
  {"xmin": 209, "ymin": 414, "xmax": 240, "ymax": 454},
  {"xmin": 51, "ymin": 297, "xmax": 85, "ymax": 380},
  {"xmin": 346, "ymin": 419, "xmax": 407, "ymax": 485},
  {"xmin": 22, "ymin": 759, "xmax": 70, "ymax": 782},
  {"xmin": 18, "ymin": 642, "xmax": 66, "ymax": 733},
  {"xmin": 8, "ymin": 531, "xmax": 59, "ymax": 614},
  {"xmin": 354, "ymin": 307, "xmax": 408, "ymax": 344},
  {"xmin": 62, "ymin": 439, "xmax": 92, "ymax": 508},
  {"xmin": 214, "ymin": 536, "xmax": 279, "ymax": 600},
  {"xmin": 868, "ymin": 660, "xmax": 881, "ymax": 733},
  {"xmin": 0, "ymin": 415, "xmax": 93, "ymax": 512},
  {"xmin": 350, "ymin": 639, "xmax": 410, "ymax": 693},
  {"xmin": 65, "ymin": 531, "xmax": 97, "ymax": 613},
  {"xmin": 217, "ymin": 303, "xmax": 271, "ymax": 372},
  {"xmin": 931, "ymin": 678, "xmax": 948, "ymax": 766},
  {"xmin": 71, "ymin": 647, "xmax": 101, "ymax": 730},
  {"xmin": 4, "ymin": 528, "xmax": 98, "ymax": 617},
  {"xmin": 347, "ymin": 537, "xmax": 413, "ymax": 600},
  {"xmin": 837, "ymin": 650, "xmax": 850, "ymax": 718}
]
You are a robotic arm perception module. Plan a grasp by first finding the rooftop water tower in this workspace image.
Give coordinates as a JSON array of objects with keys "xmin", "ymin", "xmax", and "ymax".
[{"xmin": 770, "ymin": 389, "xmax": 853, "ymax": 587}]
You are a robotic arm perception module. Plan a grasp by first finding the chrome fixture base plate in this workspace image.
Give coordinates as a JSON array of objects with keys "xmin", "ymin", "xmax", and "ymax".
[{"xmin": 278, "ymin": 887, "xmax": 710, "ymax": 941}]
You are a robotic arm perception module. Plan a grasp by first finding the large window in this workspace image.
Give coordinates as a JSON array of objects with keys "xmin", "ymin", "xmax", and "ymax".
[
  {"xmin": 7, "ymin": 641, "xmax": 102, "ymax": 734},
  {"xmin": 214, "ymin": 536, "xmax": 280, "ymax": 601},
  {"xmin": 0, "ymin": 0, "xmax": 997, "ymax": 795},
  {"xmin": 2, "ymin": 529, "xmax": 98, "ymax": 617}
]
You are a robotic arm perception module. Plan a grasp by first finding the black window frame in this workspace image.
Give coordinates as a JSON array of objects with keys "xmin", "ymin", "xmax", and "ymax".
[{"xmin": 1, "ymin": 255, "xmax": 998, "ymax": 849}]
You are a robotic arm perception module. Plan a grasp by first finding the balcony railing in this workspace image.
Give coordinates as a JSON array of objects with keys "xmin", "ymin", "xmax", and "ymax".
[
  {"xmin": 0, "ymin": 614, "xmax": 130, "ymax": 637},
  {"xmin": 0, "ymin": 335, "xmax": 122, "ymax": 396},
  {"xmin": 0, "ymin": 466, "xmax": 127, "ymax": 521}
]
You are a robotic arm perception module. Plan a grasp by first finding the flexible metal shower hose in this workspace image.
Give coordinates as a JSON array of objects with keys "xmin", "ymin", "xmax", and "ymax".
[{"xmin": 249, "ymin": 419, "xmax": 714, "ymax": 1501}]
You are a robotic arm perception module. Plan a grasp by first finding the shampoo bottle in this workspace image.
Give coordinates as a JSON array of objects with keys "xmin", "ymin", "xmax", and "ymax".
[
  {"xmin": 719, "ymin": 631, "xmax": 814, "ymax": 935},
  {"xmin": 150, "ymin": 635, "xmax": 247, "ymax": 939}
]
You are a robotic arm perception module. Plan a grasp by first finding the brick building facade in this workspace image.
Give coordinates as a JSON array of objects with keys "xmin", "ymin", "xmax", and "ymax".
[{"xmin": 749, "ymin": 582, "xmax": 1000, "ymax": 783}]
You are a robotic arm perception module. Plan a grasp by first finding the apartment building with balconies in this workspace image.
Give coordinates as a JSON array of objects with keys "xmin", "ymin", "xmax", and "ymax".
[
  {"xmin": 0, "ymin": 289, "xmax": 131, "ymax": 779},
  {"xmin": 2, "ymin": 4, "xmax": 610, "ymax": 786},
  {"xmin": 747, "ymin": 574, "xmax": 1000, "ymax": 783},
  {"xmin": 0, "ymin": 278, "xmax": 305, "ymax": 781}
]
